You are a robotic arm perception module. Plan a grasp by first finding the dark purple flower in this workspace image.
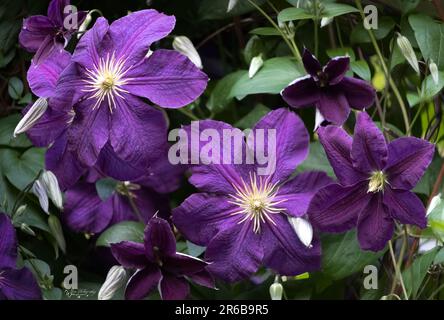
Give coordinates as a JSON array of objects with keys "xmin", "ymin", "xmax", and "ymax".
[
  {"xmin": 0, "ymin": 213, "xmax": 41, "ymax": 300},
  {"xmin": 308, "ymin": 112, "xmax": 435, "ymax": 251},
  {"xmin": 19, "ymin": 0, "xmax": 86, "ymax": 62},
  {"xmin": 111, "ymin": 217, "xmax": 214, "ymax": 300},
  {"xmin": 49, "ymin": 10, "xmax": 208, "ymax": 171},
  {"xmin": 281, "ymin": 49, "xmax": 376, "ymax": 126},
  {"xmin": 172, "ymin": 109, "xmax": 333, "ymax": 282}
]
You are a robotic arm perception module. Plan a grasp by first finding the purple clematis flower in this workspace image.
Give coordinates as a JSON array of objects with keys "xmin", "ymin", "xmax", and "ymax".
[
  {"xmin": 308, "ymin": 112, "xmax": 435, "ymax": 251},
  {"xmin": 0, "ymin": 213, "xmax": 41, "ymax": 300},
  {"xmin": 63, "ymin": 170, "xmax": 173, "ymax": 234},
  {"xmin": 281, "ymin": 49, "xmax": 376, "ymax": 126},
  {"xmin": 49, "ymin": 10, "xmax": 208, "ymax": 171},
  {"xmin": 19, "ymin": 0, "xmax": 86, "ymax": 61},
  {"xmin": 172, "ymin": 108, "xmax": 333, "ymax": 282},
  {"xmin": 111, "ymin": 217, "xmax": 214, "ymax": 300}
]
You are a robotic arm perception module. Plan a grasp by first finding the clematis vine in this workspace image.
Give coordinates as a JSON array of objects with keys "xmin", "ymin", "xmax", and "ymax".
[
  {"xmin": 49, "ymin": 9, "xmax": 208, "ymax": 172},
  {"xmin": 281, "ymin": 49, "xmax": 376, "ymax": 126},
  {"xmin": 0, "ymin": 214, "xmax": 41, "ymax": 300},
  {"xmin": 111, "ymin": 217, "xmax": 215, "ymax": 300},
  {"xmin": 308, "ymin": 112, "xmax": 435, "ymax": 251},
  {"xmin": 172, "ymin": 108, "xmax": 332, "ymax": 282},
  {"xmin": 19, "ymin": 0, "xmax": 86, "ymax": 62}
]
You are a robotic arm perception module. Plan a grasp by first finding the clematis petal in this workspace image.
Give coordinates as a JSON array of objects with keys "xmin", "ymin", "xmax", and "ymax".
[
  {"xmin": 308, "ymin": 182, "xmax": 371, "ymax": 232},
  {"xmin": 67, "ymin": 99, "xmax": 110, "ymax": 167},
  {"xmin": 316, "ymin": 89, "xmax": 350, "ymax": 126},
  {"xmin": 337, "ymin": 77, "xmax": 376, "ymax": 110},
  {"xmin": 63, "ymin": 182, "xmax": 113, "ymax": 233},
  {"xmin": 357, "ymin": 194, "xmax": 393, "ymax": 252},
  {"xmin": 163, "ymin": 252, "xmax": 207, "ymax": 276},
  {"xmin": 19, "ymin": 16, "xmax": 55, "ymax": 52},
  {"xmin": 144, "ymin": 217, "xmax": 176, "ymax": 260},
  {"xmin": 172, "ymin": 193, "xmax": 240, "ymax": 246},
  {"xmin": 27, "ymin": 49, "xmax": 71, "ymax": 98},
  {"xmin": 47, "ymin": 0, "xmax": 69, "ymax": 27},
  {"xmin": 261, "ymin": 214, "xmax": 321, "ymax": 276},
  {"xmin": 317, "ymin": 125, "xmax": 366, "ymax": 185},
  {"xmin": 187, "ymin": 270, "xmax": 215, "ymax": 289},
  {"xmin": 159, "ymin": 274, "xmax": 189, "ymax": 300},
  {"xmin": 0, "ymin": 214, "xmax": 17, "ymax": 269},
  {"xmin": 385, "ymin": 137, "xmax": 435, "ymax": 190},
  {"xmin": 110, "ymin": 241, "xmax": 148, "ymax": 269},
  {"xmin": 0, "ymin": 268, "xmax": 41, "ymax": 300},
  {"xmin": 281, "ymin": 76, "xmax": 320, "ymax": 108},
  {"xmin": 275, "ymin": 171, "xmax": 333, "ymax": 217},
  {"xmin": 125, "ymin": 265, "xmax": 161, "ymax": 300},
  {"xmin": 109, "ymin": 96, "xmax": 168, "ymax": 170},
  {"xmin": 302, "ymin": 48, "xmax": 322, "ymax": 76},
  {"xmin": 124, "ymin": 49, "xmax": 208, "ymax": 108},
  {"xmin": 109, "ymin": 9, "xmax": 175, "ymax": 66},
  {"xmin": 383, "ymin": 188, "xmax": 427, "ymax": 228},
  {"xmin": 351, "ymin": 112, "xmax": 387, "ymax": 173},
  {"xmin": 249, "ymin": 108, "xmax": 309, "ymax": 182},
  {"xmin": 324, "ymin": 56, "xmax": 349, "ymax": 85},
  {"xmin": 205, "ymin": 222, "xmax": 263, "ymax": 282}
]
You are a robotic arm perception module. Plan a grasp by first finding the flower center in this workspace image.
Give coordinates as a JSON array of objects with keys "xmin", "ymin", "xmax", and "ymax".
[
  {"xmin": 83, "ymin": 52, "xmax": 132, "ymax": 112},
  {"xmin": 228, "ymin": 173, "xmax": 287, "ymax": 234},
  {"xmin": 368, "ymin": 171, "xmax": 387, "ymax": 193}
]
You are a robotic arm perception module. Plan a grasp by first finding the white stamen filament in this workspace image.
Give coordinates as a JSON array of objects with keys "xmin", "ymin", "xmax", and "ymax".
[
  {"xmin": 82, "ymin": 52, "xmax": 132, "ymax": 112},
  {"xmin": 228, "ymin": 173, "xmax": 287, "ymax": 233}
]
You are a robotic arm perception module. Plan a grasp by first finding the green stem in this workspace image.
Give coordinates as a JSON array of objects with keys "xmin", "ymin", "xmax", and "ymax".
[
  {"xmin": 178, "ymin": 108, "xmax": 199, "ymax": 121},
  {"xmin": 388, "ymin": 240, "xmax": 409, "ymax": 300}
]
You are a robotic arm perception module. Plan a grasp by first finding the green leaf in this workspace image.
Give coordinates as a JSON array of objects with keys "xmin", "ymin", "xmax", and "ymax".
[
  {"xmin": 321, "ymin": 3, "xmax": 358, "ymax": 19},
  {"xmin": 351, "ymin": 17, "xmax": 395, "ymax": 43},
  {"xmin": 420, "ymin": 72, "xmax": 444, "ymax": 102},
  {"xmin": 321, "ymin": 231, "xmax": 386, "ymax": 280},
  {"xmin": 0, "ymin": 148, "xmax": 45, "ymax": 190},
  {"xmin": 95, "ymin": 178, "xmax": 118, "ymax": 201},
  {"xmin": 249, "ymin": 27, "xmax": 281, "ymax": 36},
  {"xmin": 326, "ymin": 47, "xmax": 356, "ymax": 61},
  {"xmin": 409, "ymin": 14, "xmax": 444, "ymax": 69},
  {"xmin": 427, "ymin": 195, "xmax": 444, "ymax": 242},
  {"xmin": 13, "ymin": 203, "xmax": 50, "ymax": 232},
  {"xmin": 8, "ymin": 76, "xmax": 23, "ymax": 100},
  {"xmin": 0, "ymin": 114, "xmax": 33, "ymax": 148},
  {"xmin": 297, "ymin": 142, "xmax": 335, "ymax": 178},
  {"xmin": 187, "ymin": 241, "xmax": 206, "ymax": 257},
  {"xmin": 278, "ymin": 7, "xmax": 314, "ymax": 22},
  {"xmin": 402, "ymin": 248, "xmax": 439, "ymax": 298},
  {"xmin": 0, "ymin": 49, "xmax": 15, "ymax": 68},
  {"xmin": 96, "ymin": 221, "xmax": 145, "ymax": 247},
  {"xmin": 207, "ymin": 71, "xmax": 245, "ymax": 113},
  {"xmin": 351, "ymin": 60, "xmax": 371, "ymax": 82},
  {"xmin": 414, "ymin": 157, "xmax": 443, "ymax": 195},
  {"xmin": 230, "ymin": 57, "xmax": 304, "ymax": 98},
  {"xmin": 434, "ymin": 247, "xmax": 444, "ymax": 264},
  {"xmin": 235, "ymin": 104, "xmax": 270, "ymax": 129}
]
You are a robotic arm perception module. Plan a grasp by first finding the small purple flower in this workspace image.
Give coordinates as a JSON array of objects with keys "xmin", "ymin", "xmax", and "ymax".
[
  {"xmin": 63, "ymin": 173, "xmax": 172, "ymax": 234},
  {"xmin": 50, "ymin": 10, "xmax": 208, "ymax": 171},
  {"xmin": 19, "ymin": 0, "xmax": 86, "ymax": 61},
  {"xmin": 172, "ymin": 109, "xmax": 333, "ymax": 282},
  {"xmin": 308, "ymin": 112, "xmax": 435, "ymax": 251},
  {"xmin": 0, "ymin": 213, "xmax": 41, "ymax": 300},
  {"xmin": 111, "ymin": 217, "xmax": 214, "ymax": 300},
  {"xmin": 281, "ymin": 49, "xmax": 376, "ymax": 126}
]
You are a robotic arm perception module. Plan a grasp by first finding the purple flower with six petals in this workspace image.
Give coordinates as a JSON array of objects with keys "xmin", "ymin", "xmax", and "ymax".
[
  {"xmin": 0, "ymin": 213, "xmax": 41, "ymax": 300},
  {"xmin": 111, "ymin": 217, "xmax": 214, "ymax": 300},
  {"xmin": 281, "ymin": 49, "xmax": 376, "ymax": 126},
  {"xmin": 172, "ymin": 108, "xmax": 333, "ymax": 282},
  {"xmin": 308, "ymin": 112, "xmax": 435, "ymax": 251}
]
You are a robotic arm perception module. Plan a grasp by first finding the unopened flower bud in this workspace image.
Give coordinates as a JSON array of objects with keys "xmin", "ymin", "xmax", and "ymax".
[
  {"xmin": 20, "ymin": 223, "xmax": 35, "ymax": 236},
  {"xmin": 321, "ymin": 17, "xmax": 334, "ymax": 28},
  {"xmin": 98, "ymin": 266, "xmax": 127, "ymax": 300},
  {"xmin": 227, "ymin": 0, "xmax": 239, "ymax": 12},
  {"xmin": 396, "ymin": 33, "xmax": 419, "ymax": 74},
  {"xmin": 269, "ymin": 282, "xmax": 283, "ymax": 300},
  {"xmin": 429, "ymin": 60, "xmax": 439, "ymax": 85},
  {"xmin": 32, "ymin": 180, "xmax": 49, "ymax": 214},
  {"xmin": 249, "ymin": 54, "xmax": 264, "ymax": 79},
  {"xmin": 77, "ymin": 11, "xmax": 93, "ymax": 38},
  {"xmin": 15, "ymin": 205, "xmax": 27, "ymax": 218},
  {"xmin": 41, "ymin": 171, "xmax": 63, "ymax": 210},
  {"xmin": 14, "ymin": 98, "xmax": 48, "ymax": 137},
  {"xmin": 288, "ymin": 217, "xmax": 313, "ymax": 248},
  {"xmin": 173, "ymin": 36, "xmax": 203, "ymax": 69}
]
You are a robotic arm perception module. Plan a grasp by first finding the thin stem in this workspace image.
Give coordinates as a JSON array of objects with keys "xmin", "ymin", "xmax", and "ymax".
[
  {"xmin": 428, "ymin": 282, "xmax": 444, "ymax": 300},
  {"xmin": 127, "ymin": 194, "xmax": 144, "ymax": 224},
  {"xmin": 178, "ymin": 108, "xmax": 199, "ymax": 121},
  {"xmin": 388, "ymin": 240, "xmax": 409, "ymax": 300}
]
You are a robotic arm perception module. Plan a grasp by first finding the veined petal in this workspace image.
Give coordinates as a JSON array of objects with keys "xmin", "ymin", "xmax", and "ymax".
[
  {"xmin": 0, "ymin": 214, "xmax": 17, "ymax": 269},
  {"xmin": 159, "ymin": 274, "xmax": 189, "ymax": 300},
  {"xmin": 281, "ymin": 76, "xmax": 320, "ymax": 108},
  {"xmin": 19, "ymin": 16, "xmax": 55, "ymax": 52},
  {"xmin": 337, "ymin": 77, "xmax": 376, "ymax": 110},
  {"xmin": 47, "ymin": 0, "xmax": 70, "ymax": 27},
  {"xmin": 144, "ymin": 217, "xmax": 176, "ymax": 261},
  {"xmin": 316, "ymin": 89, "xmax": 350, "ymax": 126},
  {"xmin": 0, "ymin": 268, "xmax": 41, "ymax": 300},
  {"xmin": 324, "ymin": 56, "xmax": 349, "ymax": 85},
  {"xmin": 383, "ymin": 188, "xmax": 427, "ymax": 228},
  {"xmin": 125, "ymin": 265, "xmax": 161, "ymax": 300},
  {"xmin": 110, "ymin": 241, "xmax": 148, "ymax": 269},
  {"xmin": 163, "ymin": 252, "xmax": 208, "ymax": 276}
]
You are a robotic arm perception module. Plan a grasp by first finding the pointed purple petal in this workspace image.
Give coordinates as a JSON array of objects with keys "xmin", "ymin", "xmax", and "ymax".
[
  {"xmin": 325, "ymin": 56, "xmax": 350, "ymax": 85},
  {"xmin": 125, "ymin": 265, "xmax": 161, "ymax": 300},
  {"xmin": 110, "ymin": 241, "xmax": 148, "ymax": 269},
  {"xmin": 337, "ymin": 77, "xmax": 376, "ymax": 110},
  {"xmin": 351, "ymin": 112, "xmax": 387, "ymax": 173},
  {"xmin": 19, "ymin": 16, "xmax": 55, "ymax": 52},
  {"xmin": 385, "ymin": 137, "xmax": 435, "ymax": 190},
  {"xmin": 144, "ymin": 218, "xmax": 176, "ymax": 260},
  {"xmin": 124, "ymin": 49, "xmax": 208, "ymax": 108},
  {"xmin": 317, "ymin": 125, "xmax": 366, "ymax": 185},
  {"xmin": 275, "ymin": 171, "xmax": 333, "ymax": 217},
  {"xmin": 357, "ymin": 194, "xmax": 393, "ymax": 252},
  {"xmin": 302, "ymin": 48, "xmax": 322, "ymax": 76},
  {"xmin": 383, "ymin": 188, "xmax": 427, "ymax": 228},
  {"xmin": 163, "ymin": 253, "xmax": 207, "ymax": 276},
  {"xmin": 0, "ymin": 214, "xmax": 17, "ymax": 269},
  {"xmin": 159, "ymin": 274, "xmax": 189, "ymax": 300},
  {"xmin": 47, "ymin": 0, "xmax": 70, "ymax": 26},
  {"xmin": 172, "ymin": 193, "xmax": 240, "ymax": 246},
  {"xmin": 281, "ymin": 76, "xmax": 320, "ymax": 108},
  {"xmin": 0, "ymin": 268, "xmax": 41, "ymax": 300},
  {"xmin": 316, "ymin": 90, "xmax": 350, "ymax": 126},
  {"xmin": 308, "ymin": 182, "xmax": 370, "ymax": 232},
  {"xmin": 187, "ymin": 270, "xmax": 215, "ymax": 289}
]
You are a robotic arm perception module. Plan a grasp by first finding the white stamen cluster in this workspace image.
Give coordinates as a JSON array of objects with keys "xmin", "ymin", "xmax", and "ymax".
[{"xmin": 229, "ymin": 173, "xmax": 286, "ymax": 233}]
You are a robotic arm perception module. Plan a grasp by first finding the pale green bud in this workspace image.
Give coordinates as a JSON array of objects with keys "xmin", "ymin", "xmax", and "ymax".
[{"xmin": 14, "ymin": 98, "xmax": 48, "ymax": 137}]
